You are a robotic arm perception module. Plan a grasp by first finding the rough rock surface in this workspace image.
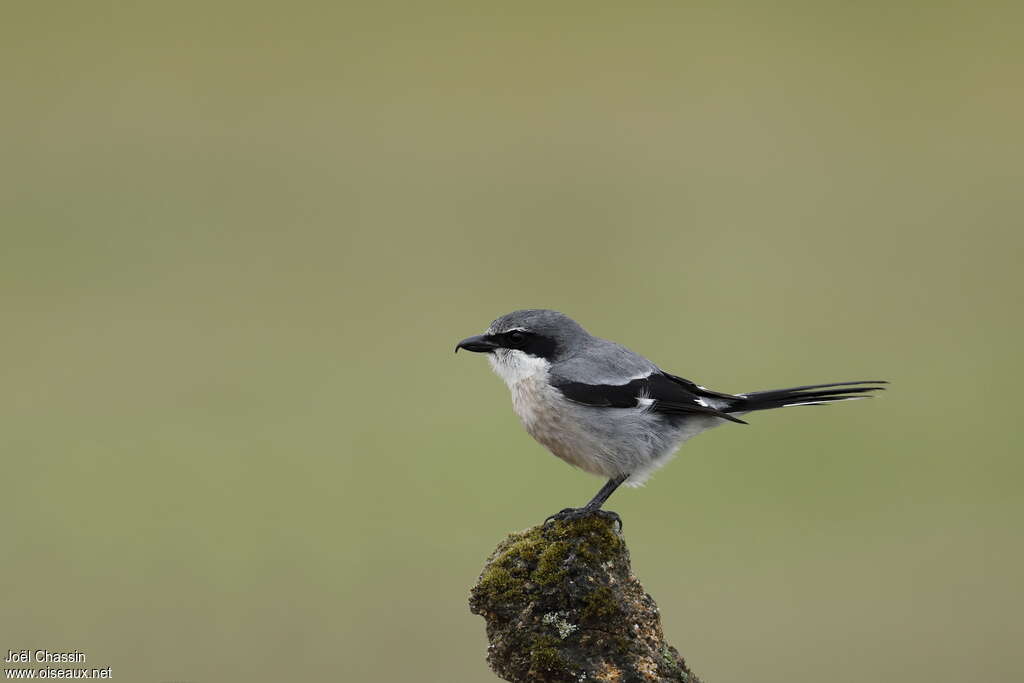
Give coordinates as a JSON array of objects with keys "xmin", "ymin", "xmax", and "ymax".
[{"xmin": 469, "ymin": 514, "xmax": 702, "ymax": 682}]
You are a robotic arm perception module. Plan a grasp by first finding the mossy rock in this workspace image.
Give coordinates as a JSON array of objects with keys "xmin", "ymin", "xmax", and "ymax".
[{"xmin": 469, "ymin": 514, "xmax": 701, "ymax": 683}]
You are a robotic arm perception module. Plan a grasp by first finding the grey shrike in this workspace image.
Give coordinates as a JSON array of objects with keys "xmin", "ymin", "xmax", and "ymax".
[{"xmin": 456, "ymin": 309, "xmax": 885, "ymax": 523}]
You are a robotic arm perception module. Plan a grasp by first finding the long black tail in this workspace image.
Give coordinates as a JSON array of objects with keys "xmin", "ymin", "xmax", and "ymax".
[{"xmin": 729, "ymin": 380, "xmax": 887, "ymax": 413}]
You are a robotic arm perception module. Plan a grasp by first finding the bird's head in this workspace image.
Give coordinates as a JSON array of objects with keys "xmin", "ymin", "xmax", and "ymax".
[{"xmin": 455, "ymin": 309, "xmax": 589, "ymax": 384}]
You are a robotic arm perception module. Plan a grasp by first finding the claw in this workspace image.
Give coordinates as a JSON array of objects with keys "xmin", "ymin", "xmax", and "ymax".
[{"xmin": 544, "ymin": 507, "xmax": 623, "ymax": 531}]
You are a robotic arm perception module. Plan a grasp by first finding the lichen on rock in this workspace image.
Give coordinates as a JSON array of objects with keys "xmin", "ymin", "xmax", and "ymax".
[{"xmin": 469, "ymin": 515, "xmax": 702, "ymax": 683}]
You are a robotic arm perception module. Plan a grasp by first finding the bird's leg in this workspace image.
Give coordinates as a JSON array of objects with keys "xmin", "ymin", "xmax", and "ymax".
[
  {"xmin": 545, "ymin": 475, "xmax": 628, "ymax": 529},
  {"xmin": 582, "ymin": 475, "xmax": 628, "ymax": 511}
]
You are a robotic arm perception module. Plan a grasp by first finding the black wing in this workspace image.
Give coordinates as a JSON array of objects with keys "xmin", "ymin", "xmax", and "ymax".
[{"xmin": 552, "ymin": 372, "xmax": 748, "ymax": 424}]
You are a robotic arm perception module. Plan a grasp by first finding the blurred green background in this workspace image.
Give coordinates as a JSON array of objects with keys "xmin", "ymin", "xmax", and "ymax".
[{"xmin": 2, "ymin": 2, "xmax": 1021, "ymax": 681}]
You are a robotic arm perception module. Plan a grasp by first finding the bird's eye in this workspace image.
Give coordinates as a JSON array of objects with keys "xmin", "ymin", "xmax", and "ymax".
[{"xmin": 507, "ymin": 331, "xmax": 526, "ymax": 345}]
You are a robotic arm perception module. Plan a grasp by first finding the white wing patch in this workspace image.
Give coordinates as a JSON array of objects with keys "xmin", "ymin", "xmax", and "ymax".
[{"xmin": 695, "ymin": 395, "xmax": 728, "ymax": 410}]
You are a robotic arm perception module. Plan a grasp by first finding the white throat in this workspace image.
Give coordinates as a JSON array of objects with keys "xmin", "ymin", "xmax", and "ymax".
[{"xmin": 488, "ymin": 349, "xmax": 551, "ymax": 388}]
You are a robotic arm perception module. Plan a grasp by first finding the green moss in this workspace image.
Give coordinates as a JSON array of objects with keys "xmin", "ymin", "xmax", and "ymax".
[
  {"xmin": 502, "ymin": 535, "xmax": 542, "ymax": 564},
  {"xmin": 476, "ymin": 565, "xmax": 525, "ymax": 603},
  {"xmin": 551, "ymin": 516, "xmax": 624, "ymax": 564},
  {"xmin": 475, "ymin": 515, "xmax": 626, "ymax": 616},
  {"xmin": 529, "ymin": 634, "xmax": 568, "ymax": 673},
  {"xmin": 535, "ymin": 540, "xmax": 573, "ymax": 586},
  {"xmin": 581, "ymin": 585, "xmax": 621, "ymax": 623},
  {"xmin": 475, "ymin": 529, "xmax": 547, "ymax": 604}
]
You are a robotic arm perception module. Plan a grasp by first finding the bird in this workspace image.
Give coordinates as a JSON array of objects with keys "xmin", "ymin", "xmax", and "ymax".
[{"xmin": 455, "ymin": 309, "xmax": 885, "ymax": 524}]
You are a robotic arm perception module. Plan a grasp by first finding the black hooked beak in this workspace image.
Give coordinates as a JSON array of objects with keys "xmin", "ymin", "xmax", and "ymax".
[{"xmin": 455, "ymin": 334, "xmax": 499, "ymax": 353}]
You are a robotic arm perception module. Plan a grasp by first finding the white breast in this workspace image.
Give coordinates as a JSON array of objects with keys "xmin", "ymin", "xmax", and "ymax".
[
  {"xmin": 488, "ymin": 349, "xmax": 553, "ymax": 431},
  {"xmin": 488, "ymin": 348, "xmax": 551, "ymax": 388}
]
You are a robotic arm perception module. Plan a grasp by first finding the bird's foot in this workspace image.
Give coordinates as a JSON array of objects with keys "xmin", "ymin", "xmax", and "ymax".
[{"xmin": 544, "ymin": 507, "xmax": 622, "ymax": 530}]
